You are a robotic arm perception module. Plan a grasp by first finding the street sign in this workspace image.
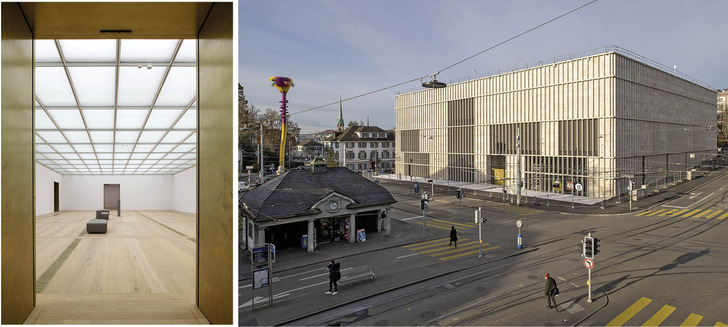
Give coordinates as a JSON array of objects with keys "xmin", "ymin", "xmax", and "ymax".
[
  {"xmin": 584, "ymin": 258, "xmax": 594, "ymax": 269},
  {"xmin": 575, "ymin": 183, "xmax": 583, "ymax": 192},
  {"xmin": 516, "ymin": 220, "xmax": 522, "ymax": 228},
  {"xmin": 566, "ymin": 181, "xmax": 574, "ymax": 191}
]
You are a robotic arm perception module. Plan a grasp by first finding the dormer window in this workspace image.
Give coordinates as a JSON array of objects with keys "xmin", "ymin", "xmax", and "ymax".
[{"xmin": 362, "ymin": 132, "xmax": 369, "ymax": 138}]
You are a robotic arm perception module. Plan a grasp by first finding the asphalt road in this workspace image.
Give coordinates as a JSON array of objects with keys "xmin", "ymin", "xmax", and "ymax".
[{"xmin": 239, "ymin": 169, "xmax": 728, "ymax": 326}]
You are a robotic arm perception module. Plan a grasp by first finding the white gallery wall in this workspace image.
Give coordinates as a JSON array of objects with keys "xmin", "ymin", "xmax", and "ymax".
[
  {"xmin": 173, "ymin": 167, "xmax": 196, "ymax": 214},
  {"xmin": 35, "ymin": 166, "xmax": 197, "ymax": 213},
  {"xmin": 35, "ymin": 163, "xmax": 62, "ymax": 216}
]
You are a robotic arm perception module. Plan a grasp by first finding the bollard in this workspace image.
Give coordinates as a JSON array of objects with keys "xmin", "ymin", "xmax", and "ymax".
[{"xmin": 517, "ymin": 233, "xmax": 522, "ymax": 249}]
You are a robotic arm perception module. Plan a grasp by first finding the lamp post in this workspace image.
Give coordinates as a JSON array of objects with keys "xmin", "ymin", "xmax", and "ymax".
[{"xmin": 599, "ymin": 135, "xmax": 605, "ymax": 209}]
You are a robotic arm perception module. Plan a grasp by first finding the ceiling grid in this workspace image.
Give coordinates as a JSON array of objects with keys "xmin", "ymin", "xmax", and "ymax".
[{"xmin": 34, "ymin": 39, "xmax": 197, "ymax": 175}]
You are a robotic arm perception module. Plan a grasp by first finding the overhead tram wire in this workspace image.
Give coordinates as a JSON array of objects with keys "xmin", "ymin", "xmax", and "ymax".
[{"xmin": 290, "ymin": 0, "xmax": 599, "ymax": 117}]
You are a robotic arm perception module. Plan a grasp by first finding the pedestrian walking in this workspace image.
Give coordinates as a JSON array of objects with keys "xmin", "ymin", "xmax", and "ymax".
[
  {"xmin": 326, "ymin": 260, "xmax": 340, "ymax": 295},
  {"xmin": 449, "ymin": 226, "xmax": 458, "ymax": 247},
  {"xmin": 545, "ymin": 273, "xmax": 558, "ymax": 309}
]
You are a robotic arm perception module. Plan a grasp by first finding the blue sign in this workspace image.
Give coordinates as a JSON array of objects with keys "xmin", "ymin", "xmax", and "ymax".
[{"xmin": 252, "ymin": 245, "xmax": 268, "ymax": 266}]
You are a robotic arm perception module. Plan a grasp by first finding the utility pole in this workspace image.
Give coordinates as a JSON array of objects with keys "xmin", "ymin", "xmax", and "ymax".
[
  {"xmin": 259, "ymin": 124, "xmax": 264, "ymax": 181},
  {"xmin": 516, "ymin": 127, "xmax": 522, "ymax": 206},
  {"xmin": 421, "ymin": 192, "xmax": 429, "ymax": 239}
]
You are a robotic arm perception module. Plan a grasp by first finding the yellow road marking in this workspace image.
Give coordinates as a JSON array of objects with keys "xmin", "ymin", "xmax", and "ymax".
[
  {"xmin": 642, "ymin": 304, "xmax": 676, "ymax": 326},
  {"xmin": 693, "ymin": 210, "xmax": 713, "ymax": 218},
  {"xmin": 439, "ymin": 246, "xmax": 500, "ymax": 260},
  {"xmin": 414, "ymin": 222, "xmax": 451, "ymax": 231},
  {"xmin": 429, "ymin": 244, "xmax": 485, "ymax": 257},
  {"xmin": 671, "ymin": 209, "xmax": 690, "ymax": 217},
  {"xmin": 636, "ymin": 210, "xmax": 653, "ymax": 216},
  {"xmin": 659, "ymin": 209, "xmax": 679, "ymax": 216},
  {"xmin": 706, "ymin": 210, "xmax": 724, "ymax": 218},
  {"xmin": 426, "ymin": 220, "xmax": 462, "ymax": 229},
  {"xmin": 714, "ymin": 322, "xmax": 727, "ymax": 327},
  {"xmin": 432, "ymin": 218, "xmax": 476, "ymax": 228},
  {"xmin": 647, "ymin": 209, "xmax": 667, "ymax": 216},
  {"xmin": 681, "ymin": 209, "xmax": 703, "ymax": 218},
  {"xmin": 402, "ymin": 238, "xmax": 449, "ymax": 248},
  {"xmin": 606, "ymin": 297, "xmax": 652, "ymax": 326},
  {"xmin": 408, "ymin": 240, "xmax": 461, "ymax": 251},
  {"xmin": 420, "ymin": 241, "xmax": 480, "ymax": 254},
  {"xmin": 679, "ymin": 313, "xmax": 703, "ymax": 326},
  {"xmin": 718, "ymin": 212, "xmax": 728, "ymax": 220}
]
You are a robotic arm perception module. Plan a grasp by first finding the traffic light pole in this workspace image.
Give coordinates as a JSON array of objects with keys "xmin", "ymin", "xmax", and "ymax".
[
  {"xmin": 458, "ymin": 190, "xmax": 462, "ymax": 220},
  {"xmin": 477, "ymin": 207, "xmax": 483, "ymax": 257}
]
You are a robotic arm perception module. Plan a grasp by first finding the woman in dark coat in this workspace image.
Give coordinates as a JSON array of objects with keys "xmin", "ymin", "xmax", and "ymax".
[
  {"xmin": 326, "ymin": 260, "xmax": 339, "ymax": 295},
  {"xmin": 449, "ymin": 226, "xmax": 458, "ymax": 247}
]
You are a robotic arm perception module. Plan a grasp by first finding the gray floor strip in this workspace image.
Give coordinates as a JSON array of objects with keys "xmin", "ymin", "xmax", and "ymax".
[
  {"xmin": 135, "ymin": 211, "xmax": 196, "ymax": 243},
  {"xmin": 36, "ymin": 228, "xmax": 86, "ymax": 293}
]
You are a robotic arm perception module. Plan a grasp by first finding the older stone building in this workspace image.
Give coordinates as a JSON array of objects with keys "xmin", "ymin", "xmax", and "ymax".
[{"xmin": 395, "ymin": 47, "xmax": 716, "ymax": 199}]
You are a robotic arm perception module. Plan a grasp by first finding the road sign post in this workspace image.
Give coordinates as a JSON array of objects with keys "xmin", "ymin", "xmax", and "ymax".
[
  {"xmin": 475, "ymin": 207, "xmax": 485, "ymax": 257},
  {"xmin": 516, "ymin": 220, "xmax": 523, "ymax": 250},
  {"xmin": 583, "ymin": 233, "xmax": 595, "ymax": 303}
]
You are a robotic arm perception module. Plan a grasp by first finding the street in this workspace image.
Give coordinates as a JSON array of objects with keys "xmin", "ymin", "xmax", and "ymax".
[{"xmin": 239, "ymin": 169, "xmax": 728, "ymax": 326}]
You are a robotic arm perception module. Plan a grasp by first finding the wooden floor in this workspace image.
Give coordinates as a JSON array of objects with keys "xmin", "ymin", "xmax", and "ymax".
[{"xmin": 29, "ymin": 210, "xmax": 206, "ymax": 324}]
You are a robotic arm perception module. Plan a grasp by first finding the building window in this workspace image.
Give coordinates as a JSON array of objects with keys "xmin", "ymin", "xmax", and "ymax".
[
  {"xmin": 382, "ymin": 142, "xmax": 389, "ymax": 148},
  {"xmin": 346, "ymin": 152, "xmax": 355, "ymax": 159},
  {"xmin": 347, "ymin": 142, "xmax": 355, "ymax": 148},
  {"xmin": 358, "ymin": 151, "xmax": 367, "ymax": 159},
  {"xmin": 370, "ymin": 151, "xmax": 378, "ymax": 160},
  {"xmin": 383, "ymin": 151, "xmax": 389, "ymax": 158},
  {"xmin": 370, "ymin": 142, "xmax": 378, "ymax": 147},
  {"xmin": 362, "ymin": 133, "xmax": 369, "ymax": 138},
  {"xmin": 359, "ymin": 142, "xmax": 367, "ymax": 148},
  {"xmin": 347, "ymin": 164, "xmax": 355, "ymax": 170},
  {"xmin": 334, "ymin": 142, "xmax": 339, "ymax": 148}
]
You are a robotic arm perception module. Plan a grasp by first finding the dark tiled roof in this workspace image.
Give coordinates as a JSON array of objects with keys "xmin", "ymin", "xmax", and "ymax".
[
  {"xmin": 298, "ymin": 139, "xmax": 321, "ymax": 147},
  {"xmin": 241, "ymin": 167, "xmax": 396, "ymax": 222},
  {"xmin": 322, "ymin": 125, "xmax": 395, "ymax": 142}
]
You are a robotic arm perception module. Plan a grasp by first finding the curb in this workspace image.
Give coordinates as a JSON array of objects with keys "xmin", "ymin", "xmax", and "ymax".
[{"xmin": 260, "ymin": 247, "xmax": 539, "ymax": 326}]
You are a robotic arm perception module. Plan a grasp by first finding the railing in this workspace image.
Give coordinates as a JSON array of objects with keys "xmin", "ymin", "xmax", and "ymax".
[{"xmin": 396, "ymin": 45, "xmax": 716, "ymax": 95}]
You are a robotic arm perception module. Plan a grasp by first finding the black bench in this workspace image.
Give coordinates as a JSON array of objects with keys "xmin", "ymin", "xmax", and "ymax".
[
  {"xmin": 87, "ymin": 219, "xmax": 107, "ymax": 233},
  {"xmin": 96, "ymin": 209, "xmax": 109, "ymax": 219}
]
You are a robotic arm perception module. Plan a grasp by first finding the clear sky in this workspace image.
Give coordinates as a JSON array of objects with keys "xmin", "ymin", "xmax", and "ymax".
[{"xmin": 239, "ymin": 0, "xmax": 728, "ymax": 133}]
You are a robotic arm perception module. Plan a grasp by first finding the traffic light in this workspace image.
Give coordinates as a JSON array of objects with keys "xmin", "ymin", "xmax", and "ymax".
[
  {"xmin": 420, "ymin": 198, "xmax": 426, "ymax": 210},
  {"xmin": 456, "ymin": 189, "xmax": 462, "ymax": 199},
  {"xmin": 593, "ymin": 238, "xmax": 600, "ymax": 256},
  {"xmin": 583, "ymin": 236, "xmax": 594, "ymax": 259}
]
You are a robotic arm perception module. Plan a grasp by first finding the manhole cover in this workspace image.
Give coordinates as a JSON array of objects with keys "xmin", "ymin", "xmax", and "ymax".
[
  {"xmin": 420, "ymin": 311, "xmax": 436, "ymax": 319},
  {"xmin": 527, "ymin": 274, "xmax": 537, "ymax": 280},
  {"xmin": 374, "ymin": 320, "xmax": 389, "ymax": 326},
  {"xmin": 475, "ymin": 286, "xmax": 486, "ymax": 292}
]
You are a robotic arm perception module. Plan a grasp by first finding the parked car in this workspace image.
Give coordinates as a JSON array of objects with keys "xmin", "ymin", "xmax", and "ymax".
[{"xmin": 238, "ymin": 181, "xmax": 250, "ymax": 192}]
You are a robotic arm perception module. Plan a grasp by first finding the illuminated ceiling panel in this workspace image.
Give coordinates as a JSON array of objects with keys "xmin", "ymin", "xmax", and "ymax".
[{"xmin": 34, "ymin": 39, "xmax": 197, "ymax": 175}]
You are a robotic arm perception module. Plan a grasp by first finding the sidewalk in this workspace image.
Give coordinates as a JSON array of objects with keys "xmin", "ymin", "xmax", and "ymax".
[{"xmin": 374, "ymin": 168, "xmax": 726, "ymax": 215}]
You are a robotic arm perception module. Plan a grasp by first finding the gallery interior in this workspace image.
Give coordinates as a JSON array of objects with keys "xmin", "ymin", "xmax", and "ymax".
[{"xmin": 2, "ymin": 2, "xmax": 233, "ymax": 324}]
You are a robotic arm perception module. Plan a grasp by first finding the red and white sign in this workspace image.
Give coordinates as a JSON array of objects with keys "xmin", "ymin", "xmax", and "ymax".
[
  {"xmin": 584, "ymin": 258, "xmax": 594, "ymax": 269},
  {"xmin": 566, "ymin": 181, "xmax": 574, "ymax": 191}
]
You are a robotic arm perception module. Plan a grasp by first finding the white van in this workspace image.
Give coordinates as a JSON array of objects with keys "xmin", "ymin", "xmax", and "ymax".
[{"xmin": 238, "ymin": 181, "xmax": 249, "ymax": 192}]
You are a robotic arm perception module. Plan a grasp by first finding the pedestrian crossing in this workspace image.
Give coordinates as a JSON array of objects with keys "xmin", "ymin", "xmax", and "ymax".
[
  {"xmin": 606, "ymin": 297, "xmax": 725, "ymax": 326},
  {"xmin": 503, "ymin": 205, "xmax": 543, "ymax": 216},
  {"xmin": 401, "ymin": 238, "xmax": 500, "ymax": 261},
  {"xmin": 414, "ymin": 218, "xmax": 478, "ymax": 232},
  {"xmin": 636, "ymin": 208, "xmax": 728, "ymax": 219}
]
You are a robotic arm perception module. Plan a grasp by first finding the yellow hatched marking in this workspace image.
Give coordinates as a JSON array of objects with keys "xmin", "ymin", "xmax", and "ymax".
[
  {"xmin": 718, "ymin": 212, "xmax": 728, "ymax": 220},
  {"xmin": 429, "ymin": 244, "xmax": 485, "ymax": 257},
  {"xmin": 681, "ymin": 209, "xmax": 703, "ymax": 218},
  {"xmin": 402, "ymin": 238, "xmax": 449, "ymax": 248},
  {"xmin": 636, "ymin": 210, "xmax": 654, "ymax": 216},
  {"xmin": 432, "ymin": 218, "xmax": 476, "ymax": 228},
  {"xmin": 420, "ymin": 241, "xmax": 480, "ymax": 254},
  {"xmin": 659, "ymin": 209, "xmax": 679, "ymax": 216},
  {"xmin": 647, "ymin": 209, "xmax": 667, "ymax": 216},
  {"xmin": 439, "ymin": 246, "xmax": 500, "ymax": 260},
  {"xmin": 671, "ymin": 209, "xmax": 690, "ymax": 217},
  {"xmin": 426, "ymin": 220, "xmax": 460, "ymax": 229},
  {"xmin": 606, "ymin": 297, "xmax": 652, "ymax": 326},
  {"xmin": 706, "ymin": 210, "xmax": 724, "ymax": 218},
  {"xmin": 714, "ymin": 322, "xmax": 727, "ymax": 327},
  {"xmin": 679, "ymin": 313, "xmax": 703, "ymax": 326},
  {"xmin": 693, "ymin": 209, "xmax": 713, "ymax": 218},
  {"xmin": 415, "ymin": 222, "xmax": 451, "ymax": 231},
  {"xmin": 642, "ymin": 304, "xmax": 676, "ymax": 326},
  {"xmin": 408, "ymin": 240, "xmax": 460, "ymax": 251}
]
